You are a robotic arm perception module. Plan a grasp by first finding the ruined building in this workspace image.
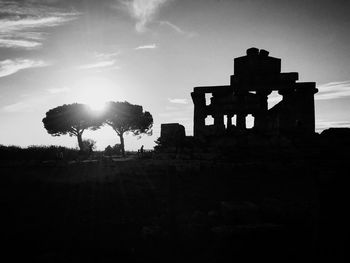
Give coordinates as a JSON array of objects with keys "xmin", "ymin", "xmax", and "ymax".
[
  {"xmin": 159, "ymin": 48, "xmax": 318, "ymax": 150},
  {"xmin": 191, "ymin": 48, "xmax": 318, "ymax": 138}
]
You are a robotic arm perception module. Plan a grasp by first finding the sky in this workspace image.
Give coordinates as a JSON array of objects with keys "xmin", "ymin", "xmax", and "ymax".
[{"xmin": 1, "ymin": 0, "xmax": 350, "ymax": 151}]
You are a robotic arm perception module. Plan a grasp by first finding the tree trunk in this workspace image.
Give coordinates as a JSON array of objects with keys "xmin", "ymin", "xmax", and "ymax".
[
  {"xmin": 119, "ymin": 133, "xmax": 125, "ymax": 157},
  {"xmin": 77, "ymin": 133, "xmax": 84, "ymax": 152}
]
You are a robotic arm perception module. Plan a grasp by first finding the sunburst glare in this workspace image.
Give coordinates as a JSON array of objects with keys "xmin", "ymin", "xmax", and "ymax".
[{"xmin": 73, "ymin": 77, "xmax": 120, "ymax": 112}]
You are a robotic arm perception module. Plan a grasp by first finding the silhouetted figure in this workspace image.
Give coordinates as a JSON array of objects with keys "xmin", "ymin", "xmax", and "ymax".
[
  {"xmin": 88, "ymin": 144, "xmax": 93, "ymax": 158},
  {"xmin": 140, "ymin": 145, "xmax": 144, "ymax": 155},
  {"xmin": 57, "ymin": 151, "xmax": 64, "ymax": 160}
]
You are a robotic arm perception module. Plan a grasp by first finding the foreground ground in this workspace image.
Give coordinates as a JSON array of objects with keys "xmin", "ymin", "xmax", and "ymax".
[{"xmin": 0, "ymin": 156, "xmax": 348, "ymax": 262}]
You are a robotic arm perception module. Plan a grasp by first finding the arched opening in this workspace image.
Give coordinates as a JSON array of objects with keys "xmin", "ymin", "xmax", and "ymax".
[
  {"xmin": 224, "ymin": 115, "xmax": 228, "ymax": 129},
  {"xmin": 205, "ymin": 93, "xmax": 212, "ymax": 106},
  {"xmin": 231, "ymin": 115, "xmax": 237, "ymax": 126},
  {"xmin": 205, "ymin": 115, "xmax": 214, "ymax": 126},
  {"xmin": 246, "ymin": 114, "xmax": 255, "ymax": 129}
]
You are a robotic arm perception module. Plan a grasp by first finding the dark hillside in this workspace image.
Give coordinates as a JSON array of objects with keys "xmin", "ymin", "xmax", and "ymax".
[{"xmin": 1, "ymin": 140, "xmax": 348, "ymax": 263}]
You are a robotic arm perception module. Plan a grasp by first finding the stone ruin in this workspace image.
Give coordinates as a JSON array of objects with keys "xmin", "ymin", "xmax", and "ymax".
[
  {"xmin": 192, "ymin": 47, "xmax": 318, "ymax": 138},
  {"xmin": 158, "ymin": 48, "xmax": 318, "ymax": 152}
]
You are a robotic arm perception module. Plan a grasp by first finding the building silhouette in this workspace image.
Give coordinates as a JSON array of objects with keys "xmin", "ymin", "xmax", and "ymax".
[
  {"xmin": 191, "ymin": 47, "xmax": 318, "ymax": 138},
  {"xmin": 159, "ymin": 48, "xmax": 318, "ymax": 150}
]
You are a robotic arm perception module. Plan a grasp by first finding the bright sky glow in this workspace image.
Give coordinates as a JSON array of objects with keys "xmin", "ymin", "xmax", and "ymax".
[
  {"xmin": 72, "ymin": 77, "xmax": 119, "ymax": 112},
  {"xmin": 1, "ymin": 0, "xmax": 350, "ymax": 150}
]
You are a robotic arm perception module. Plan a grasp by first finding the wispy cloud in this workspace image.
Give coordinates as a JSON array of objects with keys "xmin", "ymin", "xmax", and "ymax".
[
  {"xmin": 78, "ymin": 51, "xmax": 121, "ymax": 70},
  {"xmin": 78, "ymin": 60, "xmax": 116, "ymax": 70},
  {"xmin": 135, "ymin": 43, "xmax": 157, "ymax": 50},
  {"xmin": 168, "ymin": 98, "xmax": 188, "ymax": 104},
  {"xmin": 159, "ymin": 21, "xmax": 197, "ymax": 37},
  {"xmin": 0, "ymin": 38, "xmax": 41, "ymax": 48},
  {"xmin": 93, "ymin": 51, "xmax": 121, "ymax": 60},
  {"xmin": 0, "ymin": 59, "xmax": 48, "ymax": 78},
  {"xmin": 120, "ymin": 0, "xmax": 170, "ymax": 32},
  {"xmin": 0, "ymin": 1, "xmax": 79, "ymax": 49},
  {"xmin": 316, "ymin": 81, "xmax": 350, "ymax": 100}
]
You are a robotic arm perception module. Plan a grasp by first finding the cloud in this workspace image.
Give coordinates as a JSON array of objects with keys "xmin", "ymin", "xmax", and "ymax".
[
  {"xmin": 316, "ymin": 81, "xmax": 350, "ymax": 100},
  {"xmin": 78, "ymin": 51, "xmax": 121, "ymax": 70},
  {"xmin": 0, "ymin": 59, "xmax": 48, "ymax": 78},
  {"xmin": 0, "ymin": 1, "xmax": 79, "ymax": 49},
  {"xmin": 0, "ymin": 38, "xmax": 42, "ymax": 48},
  {"xmin": 93, "ymin": 51, "xmax": 121, "ymax": 60},
  {"xmin": 120, "ymin": 0, "xmax": 170, "ymax": 32},
  {"xmin": 78, "ymin": 60, "xmax": 116, "ymax": 70},
  {"xmin": 0, "ymin": 16, "xmax": 75, "ymax": 30},
  {"xmin": 159, "ymin": 21, "xmax": 197, "ymax": 37},
  {"xmin": 168, "ymin": 98, "xmax": 188, "ymax": 104},
  {"xmin": 135, "ymin": 43, "xmax": 157, "ymax": 50}
]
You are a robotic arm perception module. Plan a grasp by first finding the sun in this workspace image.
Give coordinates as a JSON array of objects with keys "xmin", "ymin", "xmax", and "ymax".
[
  {"xmin": 80, "ymin": 86, "xmax": 108, "ymax": 112},
  {"xmin": 74, "ymin": 77, "xmax": 119, "ymax": 112}
]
